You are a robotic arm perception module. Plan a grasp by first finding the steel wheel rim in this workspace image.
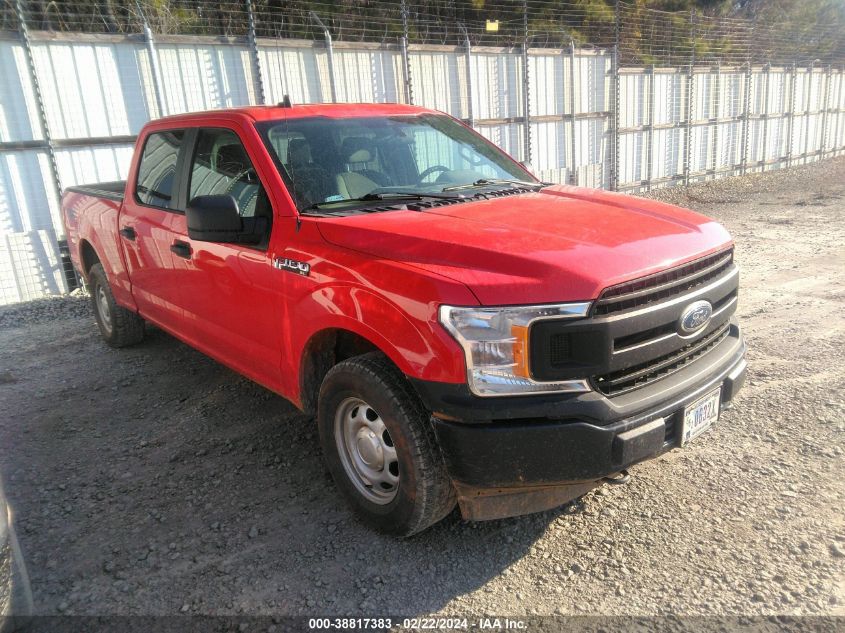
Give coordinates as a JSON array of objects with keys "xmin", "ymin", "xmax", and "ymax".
[
  {"xmin": 96, "ymin": 285, "xmax": 112, "ymax": 334},
  {"xmin": 333, "ymin": 397, "xmax": 399, "ymax": 505}
]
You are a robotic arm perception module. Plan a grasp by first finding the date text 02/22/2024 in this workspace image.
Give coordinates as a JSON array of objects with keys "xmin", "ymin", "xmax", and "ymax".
[{"xmin": 307, "ymin": 617, "xmax": 528, "ymax": 630}]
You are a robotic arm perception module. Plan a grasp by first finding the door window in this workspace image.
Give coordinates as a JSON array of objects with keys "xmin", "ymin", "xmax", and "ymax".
[
  {"xmin": 189, "ymin": 129, "xmax": 268, "ymax": 219},
  {"xmin": 135, "ymin": 130, "xmax": 185, "ymax": 209}
]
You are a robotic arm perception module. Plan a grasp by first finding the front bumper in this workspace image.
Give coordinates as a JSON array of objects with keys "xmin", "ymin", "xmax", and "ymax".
[{"xmin": 414, "ymin": 323, "xmax": 746, "ymax": 520}]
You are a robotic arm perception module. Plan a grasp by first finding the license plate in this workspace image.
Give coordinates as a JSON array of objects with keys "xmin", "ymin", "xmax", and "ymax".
[{"xmin": 681, "ymin": 387, "xmax": 721, "ymax": 445}]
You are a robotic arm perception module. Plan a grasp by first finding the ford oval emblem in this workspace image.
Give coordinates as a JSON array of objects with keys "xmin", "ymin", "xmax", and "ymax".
[{"xmin": 678, "ymin": 300, "xmax": 712, "ymax": 335}]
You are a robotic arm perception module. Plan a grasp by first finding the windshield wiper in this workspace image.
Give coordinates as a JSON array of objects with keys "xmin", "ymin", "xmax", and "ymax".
[
  {"xmin": 441, "ymin": 178, "xmax": 547, "ymax": 192},
  {"xmin": 302, "ymin": 191, "xmax": 465, "ymax": 211},
  {"xmin": 360, "ymin": 191, "xmax": 466, "ymax": 201}
]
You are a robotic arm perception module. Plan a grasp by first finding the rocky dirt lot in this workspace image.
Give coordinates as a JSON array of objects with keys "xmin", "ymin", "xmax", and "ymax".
[{"xmin": 0, "ymin": 159, "xmax": 843, "ymax": 620}]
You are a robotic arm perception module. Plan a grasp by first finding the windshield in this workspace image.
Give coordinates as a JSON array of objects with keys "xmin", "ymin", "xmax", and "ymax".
[{"xmin": 256, "ymin": 114, "xmax": 535, "ymax": 212}]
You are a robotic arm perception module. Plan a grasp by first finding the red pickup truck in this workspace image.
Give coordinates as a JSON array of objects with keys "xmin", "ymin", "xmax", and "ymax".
[{"xmin": 62, "ymin": 103, "xmax": 746, "ymax": 535}]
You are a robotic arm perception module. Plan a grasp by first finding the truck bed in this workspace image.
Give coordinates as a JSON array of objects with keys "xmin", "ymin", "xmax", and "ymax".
[
  {"xmin": 61, "ymin": 180, "xmax": 134, "ymax": 309},
  {"xmin": 64, "ymin": 181, "xmax": 125, "ymax": 202}
]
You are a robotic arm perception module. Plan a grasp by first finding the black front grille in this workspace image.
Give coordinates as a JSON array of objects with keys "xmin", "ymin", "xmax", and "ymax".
[
  {"xmin": 612, "ymin": 286, "xmax": 737, "ymax": 352},
  {"xmin": 592, "ymin": 321, "xmax": 731, "ymax": 396},
  {"xmin": 529, "ymin": 246, "xmax": 739, "ymax": 392},
  {"xmin": 614, "ymin": 321, "xmax": 676, "ymax": 351},
  {"xmin": 594, "ymin": 248, "xmax": 734, "ymax": 316}
]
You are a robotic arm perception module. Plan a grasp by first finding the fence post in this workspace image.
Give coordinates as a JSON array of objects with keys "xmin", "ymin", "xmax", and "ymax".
[
  {"xmin": 683, "ymin": 9, "xmax": 695, "ymax": 186},
  {"xmin": 14, "ymin": 0, "xmax": 73, "ymax": 292},
  {"xmin": 521, "ymin": 0, "xmax": 531, "ymax": 165},
  {"xmin": 786, "ymin": 62, "xmax": 797, "ymax": 167},
  {"xmin": 803, "ymin": 62, "xmax": 814, "ymax": 163},
  {"xmin": 310, "ymin": 11, "xmax": 337, "ymax": 103},
  {"xmin": 819, "ymin": 65, "xmax": 832, "ymax": 158},
  {"xmin": 711, "ymin": 62, "xmax": 721, "ymax": 176},
  {"xmin": 400, "ymin": 0, "xmax": 414, "ymax": 105},
  {"xmin": 400, "ymin": 37, "xmax": 413, "ymax": 105},
  {"xmin": 568, "ymin": 40, "xmax": 578, "ymax": 185},
  {"xmin": 246, "ymin": 0, "xmax": 266, "ymax": 105},
  {"xmin": 760, "ymin": 63, "xmax": 770, "ymax": 171},
  {"xmin": 645, "ymin": 64, "xmax": 655, "ymax": 190},
  {"xmin": 14, "ymin": 0, "xmax": 61, "ymax": 196},
  {"xmin": 611, "ymin": 0, "xmax": 620, "ymax": 191},
  {"xmin": 137, "ymin": 2, "xmax": 167, "ymax": 117},
  {"xmin": 740, "ymin": 61, "xmax": 752, "ymax": 174},
  {"xmin": 835, "ymin": 69, "xmax": 844, "ymax": 155},
  {"xmin": 463, "ymin": 27, "xmax": 474, "ymax": 127},
  {"xmin": 683, "ymin": 65, "xmax": 694, "ymax": 184}
]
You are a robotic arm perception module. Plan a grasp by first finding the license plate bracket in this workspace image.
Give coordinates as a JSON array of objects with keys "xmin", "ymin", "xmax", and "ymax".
[{"xmin": 681, "ymin": 386, "xmax": 721, "ymax": 446}]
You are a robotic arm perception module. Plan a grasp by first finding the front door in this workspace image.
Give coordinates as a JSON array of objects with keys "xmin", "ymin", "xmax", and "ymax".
[{"xmin": 167, "ymin": 126, "xmax": 285, "ymax": 390}]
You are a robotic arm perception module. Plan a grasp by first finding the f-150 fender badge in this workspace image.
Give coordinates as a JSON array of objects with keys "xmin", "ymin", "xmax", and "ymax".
[{"xmin": 273, "ymin": 257, "xmax": 310, "ymax": 276}]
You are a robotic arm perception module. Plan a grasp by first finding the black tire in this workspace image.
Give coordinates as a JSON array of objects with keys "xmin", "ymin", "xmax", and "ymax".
[
  {"xmin": 88, "ymin": 263, "xmax": 145, "ymax": 348},
  {"xmin": 317, "ymin": 352, "xmax": 456, "ymax": 536}
]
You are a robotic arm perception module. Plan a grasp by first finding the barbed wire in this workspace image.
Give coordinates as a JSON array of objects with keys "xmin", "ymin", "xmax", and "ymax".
[{"xmin": 1, "ymin": 0, "xmax": 843, "ymax": 66}]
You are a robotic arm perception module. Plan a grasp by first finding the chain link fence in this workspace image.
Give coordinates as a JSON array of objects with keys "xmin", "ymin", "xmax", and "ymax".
[
  {"xmin": 0, "ymin": 0, "xmax": 844, "ymax": 304},
  {"xmin": 4, "ymin": 0, "xmax": 844, "ymax": 61}
]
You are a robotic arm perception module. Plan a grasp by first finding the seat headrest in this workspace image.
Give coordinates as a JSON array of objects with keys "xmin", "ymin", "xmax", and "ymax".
[
  {"xmin": 287, "ymin": 138, "xmax": 312, "ymax": 166},
  {"xmin": 341, "ymin": 137, "xmax": 375, "ymax": 164}
]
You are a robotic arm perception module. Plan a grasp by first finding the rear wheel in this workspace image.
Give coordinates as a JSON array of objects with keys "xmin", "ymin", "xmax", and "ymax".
[
  {"xmin": 88, "ymin": 263, "xmax": 145, "ymax": 348},
  {"xmin": 317, "ymin": 352, "xmax": 456, "ymax": 536}
]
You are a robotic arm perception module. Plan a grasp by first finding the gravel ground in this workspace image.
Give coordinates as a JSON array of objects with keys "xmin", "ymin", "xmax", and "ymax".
[{"xmin": 0, "ymin": 159, "xmax": 843, "ymax": 620}]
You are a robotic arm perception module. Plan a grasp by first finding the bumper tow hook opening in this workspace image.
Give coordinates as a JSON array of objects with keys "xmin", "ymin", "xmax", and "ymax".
[{"xmin": 602, "ymin": 470, "xmax": 631, "ymax": 485}]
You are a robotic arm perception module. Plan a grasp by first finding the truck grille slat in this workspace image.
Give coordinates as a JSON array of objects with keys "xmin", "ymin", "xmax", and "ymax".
[
  {"xmin": 594, "ymin": 248, "xmax": 734, "ymax": 316},
  {"xmin": 593, "ymin": 322, "xmax": 731, "ymax": 396},
  {"xmin": 613, "ymin": 287, "xmax": 737, "ymax": 352}
]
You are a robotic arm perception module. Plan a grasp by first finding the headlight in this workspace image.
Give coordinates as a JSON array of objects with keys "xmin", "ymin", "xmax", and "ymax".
[{"xmin": 439, "ymin": 303, "xmax": 593, "ymax": 397}]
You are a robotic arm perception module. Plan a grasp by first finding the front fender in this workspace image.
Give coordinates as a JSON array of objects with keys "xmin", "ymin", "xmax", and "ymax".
[{"xmin": 288, "ymin": 283, "xmax": 468, "ymax": 401}]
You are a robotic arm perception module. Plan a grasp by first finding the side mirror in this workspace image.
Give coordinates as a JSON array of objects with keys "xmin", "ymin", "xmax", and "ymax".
[{"xmin": 186, "ymin": 195, "xmax": 267, "ymax": 245}]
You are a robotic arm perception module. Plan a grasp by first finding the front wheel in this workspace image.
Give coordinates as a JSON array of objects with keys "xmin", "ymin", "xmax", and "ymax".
[
  {"xmin": 88, "ymin": 263, "xmax": 145, "ymax": 348},
  {"xmin": 317, "ymin": 353, "xmax": 456, "ymax": 536}
]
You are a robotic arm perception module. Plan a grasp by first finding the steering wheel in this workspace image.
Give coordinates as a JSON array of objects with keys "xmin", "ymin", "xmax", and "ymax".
[
  {"xmin": 458, "ymin": 147, "xmax": 485, "ymax": 167},
  {"xmin": 418, "ymin": 165, "xmax": 451, "ymax": 183}
]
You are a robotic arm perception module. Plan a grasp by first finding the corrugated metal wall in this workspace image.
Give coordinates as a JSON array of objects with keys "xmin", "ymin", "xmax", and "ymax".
[
  {"xmin": 615, "ymin": 65, "xmax": 843, "ymax": 189},
  {"xmin": 1, "ymin": 31, "xmax": 844, "ymax": 305}
]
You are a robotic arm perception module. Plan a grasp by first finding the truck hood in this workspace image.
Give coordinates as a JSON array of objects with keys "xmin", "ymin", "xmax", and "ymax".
[{"xmin": 316, "ymin": 185, "xmax": 732, "ymax": 305}]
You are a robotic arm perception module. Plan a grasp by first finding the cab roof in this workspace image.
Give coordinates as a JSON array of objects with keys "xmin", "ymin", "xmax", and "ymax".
[{"xmin": 153, "ymin": 102, "xmax": 438, "ymax": 126}]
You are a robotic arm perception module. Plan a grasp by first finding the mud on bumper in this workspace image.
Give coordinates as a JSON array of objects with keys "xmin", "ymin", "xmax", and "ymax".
[{"xmin": 413, "ymin": 324, "xmax": 747, "ymax": 520}]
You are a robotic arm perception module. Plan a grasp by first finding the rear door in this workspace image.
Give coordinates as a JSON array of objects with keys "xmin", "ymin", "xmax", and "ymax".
[
  {"xmin": 166, "ymin": 125, "xmax": 286, "ymax": 389},
  {"xmin": 119, "ymin": 129, "xmax": 189, "ymax": 331}
]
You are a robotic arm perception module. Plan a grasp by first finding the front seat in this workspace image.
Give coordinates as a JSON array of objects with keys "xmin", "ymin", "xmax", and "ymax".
[
  {"xmin": 286, "ymin": 138, "xmax": 333, "ymax": 206},
  {"xmin": 336, "ymin": 137, "xmax": 390, "ymax": 199}
]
